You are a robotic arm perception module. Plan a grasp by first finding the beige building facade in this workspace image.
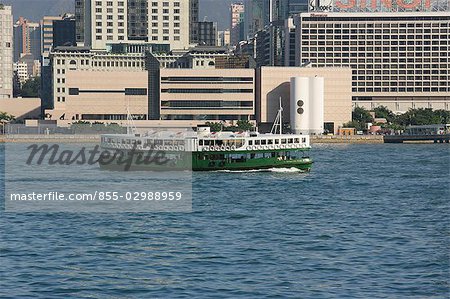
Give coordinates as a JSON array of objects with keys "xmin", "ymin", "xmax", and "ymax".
[
  {"xmin": 46, "ymin": 65, "xmax": 350, "ymax": 133},
  {"xmin": 40, "ymin": 16, "xmax": 62, "ymax": 57},
  {"xmin": 294, "ymin": 12, "xmax": 450, "ymax": 112},
  {"xmin": 256, "ymin": 67, "xmax": 352, "ymax": 134},
  {"xmin": 159, "ymin": 68, "xmax": 255, "ymax": 121},
  {"xmin": 0, "ymin": 98, "xmax": 41, "ymax": 119},
  {"xmin": 53, "ymin": 70, "xmax": 148, "ymax": 123}
]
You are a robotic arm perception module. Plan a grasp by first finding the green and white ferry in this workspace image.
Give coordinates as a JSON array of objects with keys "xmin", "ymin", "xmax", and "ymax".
[{"xmin": 100, "ymin": 108, "xmax": 313, "ymax": 172}]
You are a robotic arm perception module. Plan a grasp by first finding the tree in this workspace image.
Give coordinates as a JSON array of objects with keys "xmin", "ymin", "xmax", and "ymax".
[
  {"xmin": 374, "ymin": 106, "xmax": 395, "ymax": 123},
  {"xmin": 0, "ymin": 112, "xmax": 15, "ymax": 122},
  {"xmin": 205, "ymin": 122, "xmax": 223, "ymax": 132},
  {"xmin": 394, "ymin": 108, "xmax": 446, "ymax": 127},
  {"xmin": 353, "ymin": 107, "xmax": 374, "ymax": 124},
  {"xmin": 236, "ymin": 120, "xmax": 254, "ymax": 131},
  {"xmin": 0, "ymin": 112, "xmax": 15, "ymax": 134},
  {"xmin": 342, "ymin": 120, "xmax": 366, "ymax": 131},
  {"xmin": 20, "ymin": 77, "xmax": 41, "ymax": 98}
]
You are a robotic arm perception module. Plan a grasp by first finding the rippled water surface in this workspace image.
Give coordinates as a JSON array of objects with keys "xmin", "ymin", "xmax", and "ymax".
[{"xmin": 1, "ymin": 144, "xmax": 449, "ymax": 298}]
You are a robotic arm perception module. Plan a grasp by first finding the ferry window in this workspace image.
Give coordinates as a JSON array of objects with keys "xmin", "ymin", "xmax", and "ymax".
[
  {"xmin": 294, "ymin": 138, "xmax": 300, "ymax": 143},
  {"xmin": 137, "ymin": 140, "xmax": 142, "ymax": 145},
  {"xmin": 165, "ymin": 140, "xmax": 173, "ymax": 146},
  {"xmin": 204, "ymin": 140, "xmax": 211, "ymax": 146},
  {"xmin": 235, "ymin": 140, "xmax": 243, "ymax": 148},
  {"xmin": 248, "ymin": 140, "xmax": 253, "ymax": 145},
  {"xmin": 268, "ymin": 139, "xmax": 273, "ymax": 145},
  {"xmin": 281, "ymin": 139, "xmax": 287, "ymax": 144},
  {"xmin": 302, "ymin": 138, "xmax": 306, "ymax": 143},
  {"xmin": 261, "ymin": 140, "xmax": 267, "ymax": 145},
  {"xmin": 288, "ymin": 138, "xmax": 293, "ymax": 143},
  {"xmin": 274, "ymin": 139, "xmax": 280, "ymax": 144},
  {"xmin": 255, "ymin": 140, "xmax": 260, "ymax": 145},
  {"xmin": 199, "ymin": 140, "xmax": 203, "ymax": 146}
]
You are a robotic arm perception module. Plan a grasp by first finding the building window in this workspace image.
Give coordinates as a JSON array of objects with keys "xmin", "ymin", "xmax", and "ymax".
[{"xmin": 125, "ymin": 88, "xmax": 147, "ymax": 95}]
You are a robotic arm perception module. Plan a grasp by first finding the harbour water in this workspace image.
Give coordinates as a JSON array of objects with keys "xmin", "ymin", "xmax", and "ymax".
[{"xmin": 0, "ymin": 143, "xmax": 449, "ymax": 298}]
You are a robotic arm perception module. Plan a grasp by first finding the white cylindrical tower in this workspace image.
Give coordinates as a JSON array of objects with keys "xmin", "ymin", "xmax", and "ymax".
[
  {"xmin": 290, "ymin": 77, "xmax": 310, "ymax": 135},
  {"xmin": 309, "ymin": 76, "xmax": 325, "ymax": 135}
]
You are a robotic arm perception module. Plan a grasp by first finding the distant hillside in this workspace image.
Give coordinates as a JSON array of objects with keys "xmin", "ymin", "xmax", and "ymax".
[
  {"xmin": 2, "ymin": 0, "xmax": 74, "ymax": 21},
  {"xmin": 4, "ymin": 0, "xmax": 232, "ymax": 30}
]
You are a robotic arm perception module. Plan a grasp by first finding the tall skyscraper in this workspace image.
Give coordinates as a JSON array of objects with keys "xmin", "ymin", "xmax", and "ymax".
[
  {"xmin": 128, "ymin": 0, "xmax": 148, "ymax": 41},
  {"xmin": 41, "ymin": 16, "xmax": 63, "ymax": 58},
  {"xmin": 13, "ymin": 17, "xmax": 41, "ymax": 61},
  {"xmin": 146, "ymin": 0, "xmax": 191, "ymax": 49},
  {"xmin": 76, "ymin": 0, "xmax": 194, "ymax": 50},
  {"xmin": 0, "ymin": 4, "xmax": 13, "ymax": 99},
  {"xmin": 231, "ymin": 2, "xmax": 245, "ymax": 46},
  {"xmin": 197, "ymin": 21, "xmax": 218, "ymax": 46},
  {"xmin": 53, "ymin": 15, "xmax": 77, "ymax": 48},
  {"xmin": 189, "ymin": 0, "xmax": 199, "ymax": 44},
  {"xmin": 75, "ymin": 0, "xmax": 85, "ymax": 44},
  {"xmin": 83, "ymin": 0, "xmax": 128, "ymax": 50}
]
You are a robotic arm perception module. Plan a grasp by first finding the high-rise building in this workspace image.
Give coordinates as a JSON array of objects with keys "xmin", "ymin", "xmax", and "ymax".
[
  {"xmin": 231, "ymin": 3, "xmax": 245, "ymax": 46},
  {"xmin": 197, "ymin": 22, "xmax": 218, "ymax": 46},
  {"xmin": 189, "ymin": 0, "xmax": 199, "ymax": 44},
  {"xmin": 127, "ymin": 0, "xmax": 148, "ymax": 41},
  {"xmin": 53, "ymin": 15, "xmax": 77, "ymax": 48},
  {"xmin": 77, "ymin": 0, "xmax": 194, "ymax": 50},
  {"xmin": 0, "ymin": 4, "xmax": 13, "ymax": 99},
  {"xmin": 83, "ymin": 0, "xmax": 128, "ymax": 50},
  {"xmin": 13, "ymin": 17, "xmax": 41, "ymax": 61},
  {"xmin": 218, "ymin": 30, "xmax": 231, "ymax": 47},
  {"xmin": 147, "ymin": 0, "xmax": 191, "ymax": 49},
  {"xmin": 41, "ymin": 16, "xmax": 63, "ymax": 58},
  {"xmin": 75, "ymin": 0, "xmax": 85, "ymax": 44},
  {"xmin": 295, "ymin": 11, "xmax": 450, "ymax": 112}
]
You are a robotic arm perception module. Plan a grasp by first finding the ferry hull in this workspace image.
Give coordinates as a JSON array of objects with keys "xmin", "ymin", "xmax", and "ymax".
[{"xmin": 98, "ymin": 148, "xmax": 312, "ymax": 172}]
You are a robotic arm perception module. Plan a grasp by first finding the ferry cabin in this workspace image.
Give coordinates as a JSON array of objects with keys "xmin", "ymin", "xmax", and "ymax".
[{"xmin": 101, "ymin": 133, "xmax": 310, "ymax": 153}]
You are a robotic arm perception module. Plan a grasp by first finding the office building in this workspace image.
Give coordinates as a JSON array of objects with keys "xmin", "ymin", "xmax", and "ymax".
[
  {"xmin": 41, "ymin": 16, "xmax": 63, "ymax": 58},
  {"xmin": 82, "ymin": 0, "xmax": 128, "ymax": 50},
  {"xmin": 196, "ymin": 21, "xmax": 218, "ymax": 46},
  {"xmin": 158, "ymin": 68, "xmax": 255, "ymax": 121},
  {"xmin": 45, "ymin": 46, "xmax": 242, "ymax": 120},
  {"xmin": 218, "ymin": 30, "xmax": 231, "ymax": 47},
  {"xmin": 230, "ymin": 3, "xmax": 245, "ymax": 46},
  {"xmin": 75, "ymin": 0, "xmax": 85, "ymax": 44},
  {"xmin": 189, "ymin": 0, "xmax": 199, "ymax": 44},
  {"xmin": 53, "ymin": 15, "xmax": 77, "ymax": 48},
  {"xmin": 0, "ymin": 4, "xmax": 13, "ymax": 99},
  {"xmin": 76, "ymin": 0, "xmax": 195, "ymax": 50},
  {"xmin": 127, "ymin": 0, "xmax": 148, "ymax": 41},
  {"xmin": 295, "ymin": 12, "xmax": 450, "ymax": 112},
  {"xmin": 13, "ymin": 17, "xmax": 41, "ymax": 61}
]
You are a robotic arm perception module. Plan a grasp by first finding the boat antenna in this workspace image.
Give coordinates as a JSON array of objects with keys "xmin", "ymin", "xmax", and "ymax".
[
  {"xmin": 270, "ymin": 97, "xmax": 283, "ymax": 135},
  {"xmin": 126, "ymin": 98, "xmax": 137, "ymax": 135}
]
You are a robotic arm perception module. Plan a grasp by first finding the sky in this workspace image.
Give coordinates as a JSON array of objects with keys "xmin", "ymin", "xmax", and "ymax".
[{"xmin": 1, "ymin": 0, "xmax": 234, "ymax": 30}]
